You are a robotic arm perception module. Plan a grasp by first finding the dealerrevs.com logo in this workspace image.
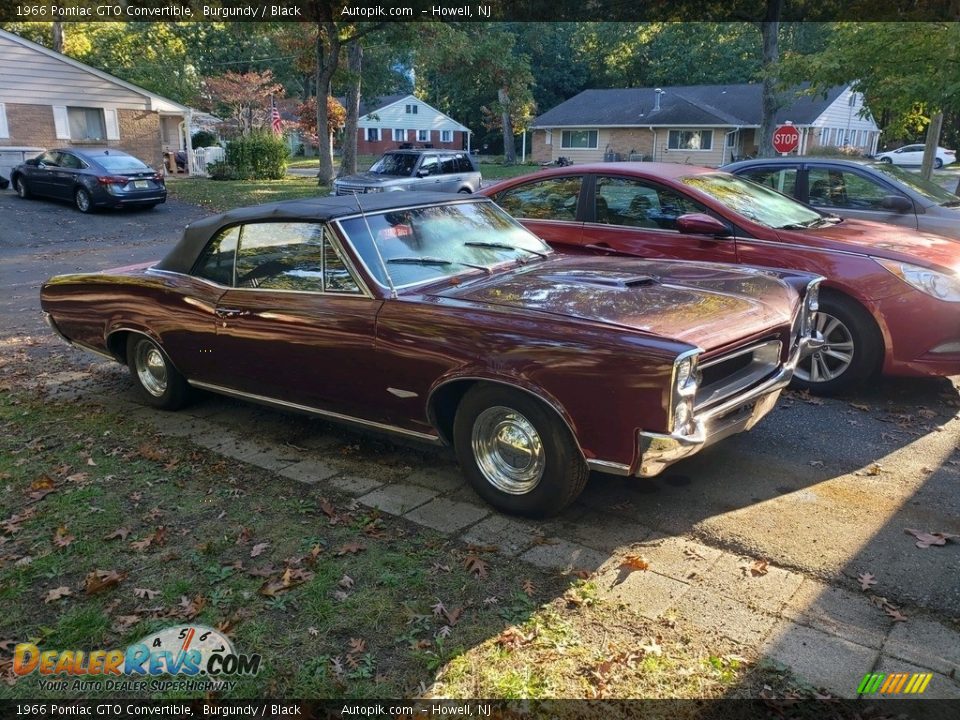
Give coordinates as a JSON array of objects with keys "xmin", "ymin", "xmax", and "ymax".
[{"xmin": 13, "ymin": 625, "xmax": 260, "ymax": 692}]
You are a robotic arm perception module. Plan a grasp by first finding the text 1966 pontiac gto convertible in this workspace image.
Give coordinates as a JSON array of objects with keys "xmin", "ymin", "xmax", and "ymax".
[{"xmin": 41, "ymin": 193, "xmax": 821, "ymax": 516}]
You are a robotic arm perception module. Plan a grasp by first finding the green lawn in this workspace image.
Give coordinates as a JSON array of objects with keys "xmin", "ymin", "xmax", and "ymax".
[{"xmin": 166, "ymin": 177, "xmax": 326, "ymax": 212}]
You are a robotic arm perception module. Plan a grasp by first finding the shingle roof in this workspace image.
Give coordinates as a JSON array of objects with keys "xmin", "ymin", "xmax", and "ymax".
[{"xmin": 532, "ymin": 84, "xmax": 847, "ymax": 128}]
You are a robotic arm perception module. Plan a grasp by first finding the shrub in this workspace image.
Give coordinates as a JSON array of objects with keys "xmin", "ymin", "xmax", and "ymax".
[
  {"xmin": 191, "ymin": 130, "xmax": 219, "ymax": 149},
  {"xmin": 223, "ymin": 132, "xmax": 290, "ymax": 180},
  {"xmin": 806, "ymin": 145, "xmax": 867, "ymax": 159},
  {"xmin": 206, "ymin": 160, "xmax": 240, "ymax": 181}
]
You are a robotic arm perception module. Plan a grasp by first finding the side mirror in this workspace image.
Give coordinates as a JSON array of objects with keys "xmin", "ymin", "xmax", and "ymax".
[
  {"xmin": 24, "ymin": 158, "xmax": 39, "ymax": 167},
  {"xmin": 880, "ymin": 195, "xmax": 912, "ymax": 213},
  {"xmin": 676, "ymin": 213, "xmax": 729, "ymax": 236},
  {"xmin": 417, "ymin": 168, "xmax": 430, "ymax": 178}
]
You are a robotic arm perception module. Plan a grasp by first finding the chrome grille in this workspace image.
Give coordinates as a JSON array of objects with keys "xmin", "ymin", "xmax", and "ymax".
[
  {"xmin": 695, "ymin": 339, "xmax": 782, "ymax": 411},
  {"xmin": 335, "ymin": 184, "xmax": 373, "ymax": 196}
]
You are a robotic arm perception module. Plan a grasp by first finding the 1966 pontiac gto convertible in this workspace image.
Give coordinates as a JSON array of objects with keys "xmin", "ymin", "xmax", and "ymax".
[{"xmin": 41, "ymin": 193, "xmax": 820, "ymax": 516}]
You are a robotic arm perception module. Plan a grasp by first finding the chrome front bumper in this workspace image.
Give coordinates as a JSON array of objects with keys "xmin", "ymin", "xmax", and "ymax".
[{"xmin": 633, "ymin": 338, "xmax": 808, "ymax": 477}]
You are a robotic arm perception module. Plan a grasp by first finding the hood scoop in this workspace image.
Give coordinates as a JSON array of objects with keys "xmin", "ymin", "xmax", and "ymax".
[{"xmin": 538, "ymin": 271, "xmax": 659, "ymax": 289}]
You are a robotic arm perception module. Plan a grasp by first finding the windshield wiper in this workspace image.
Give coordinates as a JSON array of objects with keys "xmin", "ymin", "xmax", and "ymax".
[
  {"xmin": 463, "ymin": 241, "xmax": 549, "ymax": 258},
  {"xmin": 386, "ymin": 256, "xmax": 492, "ymax": 273}
]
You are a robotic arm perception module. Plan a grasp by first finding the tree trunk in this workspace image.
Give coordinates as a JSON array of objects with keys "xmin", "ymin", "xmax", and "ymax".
[
  {"xmin": 499, "ymin": 87, "xmax": 516, "ymax": 165},
  {"xmin": 757, "ymin": 1, "xmax": 783, "ymax": 158},
  {"xmin": 52, "ymin": 22, "xmax": 64, "ymax": 53},
  {"xmin": 920, "ymin": 111, "xmax": 943, "ymax": 181},
  {"xmin": 340, "ymin": 40, "xmax": 363, "ymax": 178},
  {"xmin": 315, "ymin": 21, "xmax": 341, "ymax": 186}
]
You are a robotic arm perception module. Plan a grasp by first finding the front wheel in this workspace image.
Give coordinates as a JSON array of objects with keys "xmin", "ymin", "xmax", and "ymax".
[
  {"xmin": 453, "ymin": 384, "xmax": 588, "ymax": 517},
  {"xmin": 14, "ymin": 176, "xmax": 30, "ymax": 198},
  {"xmin": 74, "ymin": 187, "xmax": 93, "ymax": 213},
  {"xmin": 792, "ymin": 293, "xmax": 882, "ymax": 396},
  {"xmin": 126, "ymin": 335, "xmax": 189, "ymax": 410},
  {"xmin": 880, "ymin": 156, "xmax": 892, "ymax": 164}
]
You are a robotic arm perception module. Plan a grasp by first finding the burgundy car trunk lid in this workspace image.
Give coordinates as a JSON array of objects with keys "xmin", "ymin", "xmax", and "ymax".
[{"xmin": 435, "ymin": 257, "xmax": 795, "ymax": 352}]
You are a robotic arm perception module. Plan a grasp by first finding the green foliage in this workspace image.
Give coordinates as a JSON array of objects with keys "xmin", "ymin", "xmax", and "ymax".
[
  {"xmin": 804, "ymin": 145, "xmax": 867, "ymax": 158},
  {"xmin": 224, "ymin": 133, "xmax": 289, "ymax": 181},
  {"xmin": 191, "ymin": 130, "xmax": 219, "ymax": 149}
]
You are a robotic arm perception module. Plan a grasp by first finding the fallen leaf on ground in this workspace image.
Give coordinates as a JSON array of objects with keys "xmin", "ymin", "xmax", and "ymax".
[
  {"xmin": 850, "ymin": 403, "xmax": 871, "ymax": 412},
  {"xmin": 496, "ymin": 625, "xmax": 536, "ymax": 649},
  {"xmin": 749, "ymin": 559, "xmax": 769, "ymax": 577},
  {"xmin": 905, "ymin": 528, "xmax": 959, "ymax": 548},
  {"xmin": 885, "ymin": 606, "xmax": 908, "ymax": 622},
  {"xmin": 103, "ymin": 527, "xmax": 131, "ymax": 541},
  {"xmin": 334, "ymin": 542, "xmax": 365, "ymax": 556},
  {"xmin": 30, "ymin": 475, "xmax": 55, "ymax": 491},
  {"xmin": 522, "ymin": 579, "xmax": 536, "ymax": 597},
  {"xmin": 250, "ymin": 542, "xmax": 270, "ymax": 558},
  {"xmin": 463, "ymin": 555, "xmax": 489, "ymax": 578},
  {"xmin": 44, "ymin": 586, "xmax": 73, "ymax": 603},
  {"xmin": 858, "ymin": 573, "xmax": 877, "ymax": 591},
  {"xmin": 247, "ymin": 564, "xmax": 277, "ymax": 578},
  {"xmin": 307, "ymin": 627, "xmax": 319, "ymax": 637},
  {"xmin": 133, "ymin": 588, "xmax": 160, "ymax": 600},
  {"xmin": 236, "ymin": 527, "xmax": 252, "ymax": 545},
  {"xmin": 347, "ymin": 638, "xmax": 366, "ymax": 655},
  {"xmin": 52, "ymin": 526, "xmax": 75, "ymax": 548},
  {"xmin": 338, "ymin": 574, "xmax": 354, "ymax": 590},
  {"xmin": 177, "ymin": 595, "xmax": 206, "ymax": 619},
  {"xmin": 621, "ymin": 554, "xmax": 650, "ymax": 571},
  {"xmin": 84, "ymin": 569, "xmax": 126, "ymax": 595}
]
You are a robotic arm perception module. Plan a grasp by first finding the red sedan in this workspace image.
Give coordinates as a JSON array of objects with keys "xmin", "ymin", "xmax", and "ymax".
[{"xmin": 483, "ymin": 163, "xmax": 960, "ymax": 394}]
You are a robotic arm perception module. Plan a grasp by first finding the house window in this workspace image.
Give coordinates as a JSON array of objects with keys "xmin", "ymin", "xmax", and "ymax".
[
  {"xmin": 560, "ymin": 130, "xmax": 598, "ymax": 149},
  {"xmin": 725, "ymin": 130, "xmax": 738, "ymax": 148},
  {"xmin": 417, "ymin": 129, "xmax": 429, "ymax": 142},
  {"xmin": 405, "ymin": 104, "xmax": 418, "ymax": 114},
  {"xmin": 393, "ymin": 128, "xmax": 405, "ymax": 142},
  {"xmin": 667, "ymin": 129, "xmax": 713, "ymax": 151},
  {"xmin": 68, "ymin": 107, "xmax": 106, "ymax": 141},
  {"xmin": 366, "ymin": 128, "xmax": 380, "ymax": 142},
  {"xmin": 440, "ymin": 130, "xmax": 452, "ymax": 143}
]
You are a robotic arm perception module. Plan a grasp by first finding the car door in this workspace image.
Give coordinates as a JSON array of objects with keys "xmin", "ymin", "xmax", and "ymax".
[
  {"xmin": 578, "ymin": 174, "xmax": 739, "ymax": 263},
  {"xmin": 489, "ymin": 175, "xmax": 586, "ymax": 248},
  {"xmin": 806, "ymin": 165, "xmax": 917, "ymax": 229},
  {"xmin": 894, "ymin": 145, "xmax": 923, "ymax": 166},
  {"xmin": 435, "ymin": 154, "xmax": 465, "ymax": 192},
  {"xmin": 207, "ymin": 221, "xmax": 384, "ymax": 419},
  {"xmin": 50, "ymin": 151, "xmax": 84, "ymax": 200},
  {"xmin": 28, "ymin": 151, "xmax": 62, "ymax": 197},
  {"xmin": 413, "ymin": 155, "xmax": 442, "ymax": 191}
]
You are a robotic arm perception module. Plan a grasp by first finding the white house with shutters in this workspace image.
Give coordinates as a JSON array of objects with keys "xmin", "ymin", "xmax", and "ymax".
[
  {"xmin": 0, "ymin": 29, "xmax": 194, "ymax": 174},
  {"xmin": 354, "ymin": 93, "xmax": 472, "ymax": 155}
]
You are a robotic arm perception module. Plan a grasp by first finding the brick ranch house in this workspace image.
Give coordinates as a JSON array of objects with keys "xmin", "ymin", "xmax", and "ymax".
[
  {"xmin": 531, "ymin": 83, "xmax": 881, "ymax": 167},
  {"xmin": 0, "ymin": 29, "xmax": 194, "ymax": 174},
  {"xmin": 354, "ymin": 94, "xmax": 472, "ymax": 156}
]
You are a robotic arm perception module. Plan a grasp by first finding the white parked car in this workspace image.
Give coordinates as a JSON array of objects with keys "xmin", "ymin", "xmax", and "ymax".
[{"xmin": 874, "ymin": 144, "xmax": 956, "ymax": 169}]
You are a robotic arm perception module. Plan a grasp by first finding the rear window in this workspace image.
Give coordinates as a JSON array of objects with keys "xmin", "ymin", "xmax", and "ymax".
[{"xmin": 97, "ymin": 155, "xmax": 151, "ymax": 172}]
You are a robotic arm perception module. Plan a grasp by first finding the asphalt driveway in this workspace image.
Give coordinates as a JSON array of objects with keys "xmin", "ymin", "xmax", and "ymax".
[{"xmin": 2, "ymin": 186, "xmax": 959, "ymax": 697}]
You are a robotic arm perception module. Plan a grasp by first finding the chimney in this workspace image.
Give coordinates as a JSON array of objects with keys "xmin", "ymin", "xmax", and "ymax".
[{"xmin": 653, "ymin": 88, "xmax": 663, "ymax": 112}]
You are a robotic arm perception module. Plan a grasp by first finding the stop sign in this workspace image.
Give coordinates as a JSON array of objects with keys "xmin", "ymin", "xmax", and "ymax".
[{"xmin": 773, "ymin": 124, "xmax": 800, "ymax": 154}]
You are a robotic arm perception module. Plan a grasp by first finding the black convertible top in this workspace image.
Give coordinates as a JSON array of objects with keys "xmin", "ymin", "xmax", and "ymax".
[{"xmin": 155, "ymin": 191, "xmax": 485, "ymax": 274}]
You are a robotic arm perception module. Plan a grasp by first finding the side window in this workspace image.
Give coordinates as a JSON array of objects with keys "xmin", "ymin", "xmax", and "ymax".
[
  {"xmin": 595, "ymin": 176, "xmax": 708, "ymax": 230},
  {"xmin": 39, "ymin": 151, "xmax": 60, "ymax": 167},
  {"xmin": 738, "ymin": 167, "xmax": 798, "ymax": 197},
  {"xmin": 456, "ymin": 155, "xmax": 474, "ymax": 173},
  {"xmin": 193, "ymin": 226, "xmax": 240, "ymax": 285},
  {"xmin": 808, "ymin": 168, "xmax": 899, "ymax": 210},
  {"xmin": 440, "ymin": 155, "xmax": 459, "ymax": 174},
  {"xmin": 493, "ymin": 176, "xmax": 582, "ymax": 221},
  {"xmin": 419, "ymin": 155, "xmax": 439, "ymax": 176},
  {"xmin": 59, "ymin": 153, "xmax": 83, "ymax": 170},
  {"xmin": 232, "ymin": 222, "xmax": 362, "ymax": 293}
]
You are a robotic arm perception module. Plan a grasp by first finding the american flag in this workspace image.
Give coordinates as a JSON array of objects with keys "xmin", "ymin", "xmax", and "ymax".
[{"xmin": 270, "ymin": 99, "xmax": 282, "ymax": 136}]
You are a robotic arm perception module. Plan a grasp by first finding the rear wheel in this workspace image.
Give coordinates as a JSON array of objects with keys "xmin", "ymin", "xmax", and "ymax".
[
  {"xmin": 126, "ymin": 335, "xmax": 189, "ymax": 410},
  {"xmin": 453, "ymin": 384, "xmax": 588, "ymax": 517},
  {"xmin": 934, "ymin": 158, "xmax": 944, "ymax": 170},
  {"xmin": 14, "ymin": 176, "xmax": 30, "ymax": 198},
  {"xmin": 793, "ymin": 293, "xmax": 882, "ymax": 396},
  {"xmin": 74, "ymin": 187, "xmax": 93, "ymax": 213}
]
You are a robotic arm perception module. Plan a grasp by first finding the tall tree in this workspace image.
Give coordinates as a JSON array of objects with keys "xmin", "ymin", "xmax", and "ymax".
[
  {"xmin": 204, "ymin": 70, "xmax": 283, "ymax": 136},
  {"xmin": 757, "ymin": 1, "xmax": 783, "ymax": 158},
  {"xmin": 339, "ymin": 40, "xmax": 363, "ymax": 177}
]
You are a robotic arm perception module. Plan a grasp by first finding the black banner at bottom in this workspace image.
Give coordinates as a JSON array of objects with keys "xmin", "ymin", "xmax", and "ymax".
[{"xmin": 1, "ymin": 699, "xmax": 958, "ymax": 720}]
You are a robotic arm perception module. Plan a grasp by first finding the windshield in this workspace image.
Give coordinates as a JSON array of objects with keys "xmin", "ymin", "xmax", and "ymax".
[
  {"xmin": 337, "ymin": 200, "xmax": 552, "ymax": 289},
  {"xmin": 97, "ymin": 155, "xmax": 151, "ymax": 172},
  {"xmin": 368, "ymin": 153, "xmax": 418, "ymax": 177},
  {"xmin": 681, "ymin": 173, "xmax": 825, "ymax": 229},
  {"xmin": 869, "ymin": 163, "xmax": 960, "ymax": 206}
]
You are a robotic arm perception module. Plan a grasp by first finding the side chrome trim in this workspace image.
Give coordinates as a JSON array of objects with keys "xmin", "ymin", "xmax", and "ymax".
[
  {"xmin": 187, "ymin": 380, "xmax": 442, "ymax": 444},
  {"xmin": 43, "ymin": 312, "xmax": 73, "ymax": 346},
  {"xmin": 72, "ymin": 341, "xmax": 116, "ymax": 362},
  {"xmin": 387, "ymin": 387, "xmax": 419, "ymax": 398},
  {"xmin": 586, "ymin": 459, "xmax": 632, "ymax": 476}
]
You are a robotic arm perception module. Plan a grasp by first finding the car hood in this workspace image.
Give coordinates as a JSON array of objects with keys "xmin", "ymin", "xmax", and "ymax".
[
  {"xmin": 335, "ymin": 172, "xmax": 410, "ymax": 187},
  {"xmin": 777, "ymin": 218, "xmax": 960, "ymax": 272},
  {"xmin": 434, "ymin": 256, "xmax": 798, "ymax": 352}
]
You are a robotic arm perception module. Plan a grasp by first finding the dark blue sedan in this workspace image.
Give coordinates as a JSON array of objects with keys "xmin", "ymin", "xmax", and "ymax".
[{"xmin": 11, "ymin": 148, "xmax": 166, "ymax": 213}]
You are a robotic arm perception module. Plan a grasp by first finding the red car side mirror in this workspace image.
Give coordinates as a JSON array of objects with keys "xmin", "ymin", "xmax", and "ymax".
[{"xmin": 676, "ymin": 213, "xmax": 729, "ymax": 236}]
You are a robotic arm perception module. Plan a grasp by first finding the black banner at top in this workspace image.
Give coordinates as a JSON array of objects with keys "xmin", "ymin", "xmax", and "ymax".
[{"xmin": 1, "ymin": 0, "xmax": 958, "ymax": 23}]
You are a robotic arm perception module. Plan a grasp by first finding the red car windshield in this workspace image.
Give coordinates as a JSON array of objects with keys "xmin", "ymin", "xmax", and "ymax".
[{"xmin": 682, "ymin": 173, "xmax": 827, "ymax": 230}]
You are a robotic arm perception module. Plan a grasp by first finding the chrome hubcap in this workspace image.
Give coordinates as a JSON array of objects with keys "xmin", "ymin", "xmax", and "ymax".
[
  {"xmin": 135, "ymin": 343, "xmax": 168, "ymax": 397},
  {"xmin": 76, "ymin": 191, "xmax": 89, "ymax": 211},
  {"xmin": 471, "ymin": 406, "xmax": 545, "ymax": 495},
  {"xmin": 796, "ymin": 311, "xmax": 854, "ymax": 383},
  {"xmin": 16, "ymin": 180, "xmax": 26, "ymax": 197}
]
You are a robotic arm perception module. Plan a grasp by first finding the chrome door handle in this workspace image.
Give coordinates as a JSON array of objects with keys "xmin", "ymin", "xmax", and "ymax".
[{"xmin": 216, "ymin": 308, "xmax": 248, "ymax": 318}]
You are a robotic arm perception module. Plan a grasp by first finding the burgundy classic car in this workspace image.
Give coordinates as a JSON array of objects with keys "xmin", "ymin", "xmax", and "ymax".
[
  {"xmin": 41, "ymin": 193, "xmax": 819, "ymax": 516},
  {"xmin": 483, "ymin": 163, "xmax": 960, "ymax": 395}
]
